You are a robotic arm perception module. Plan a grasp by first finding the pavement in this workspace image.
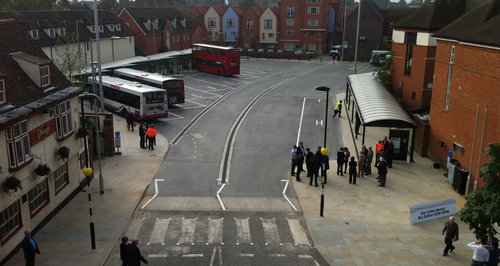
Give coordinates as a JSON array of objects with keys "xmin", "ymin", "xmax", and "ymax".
[{"xmin": 4, "ymin": 88, "xmax": 477, "ymax": 265}]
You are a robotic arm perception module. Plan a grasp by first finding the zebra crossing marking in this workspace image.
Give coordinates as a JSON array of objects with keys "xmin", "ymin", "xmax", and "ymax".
[
  {"xmin": 261, "ymin": 217, "xmax": 281, "ymax": 245},
  {"xmin": 148, "ymin": 218, "xmax": 170, "ymax": 245},
  {"xmin": 177, "ymin": 218, "xmax": 197, "ymax": 245},
  {"xmin": 126, "ymin": 218, "xmax": 144, "ymax": 239},
  {"xmin": 207, "ymin": 218, "xmax": 223, "ymax": 245},
  {"xmin": 235, "ymin": 218, "xmax": 253, "ymax": 245},
  {"xmin": 287, "ymin": 218, "xmax": 310, "ymax": 245}
]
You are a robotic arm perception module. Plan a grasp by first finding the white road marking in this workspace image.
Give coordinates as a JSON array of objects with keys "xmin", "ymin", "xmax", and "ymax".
[
  {"xmin": 178, "ymin": 218, "xmax": 197, "ymax": 244},
  {"xmin": 296, "ymin": 97, "xmax": 307, "ymax": 145},
  {"xmin": 269, "ymin": 254, "xmax": 286, "ymax": 257},
  {"xmin": 141, "ymin": 179, "xmax": 164, "ymax": 209},
  {"xmin": 239, "ymin": 254, "xmax": 255, "ymax": 257},
  {"xmin": 287, "ymin": 219, "xmax": 310, "ymax": 245},
  {"xmin": 316, "ymin": 120, "xmax": 323, "ymax": 126},
  {"xmin": 148, "ymin": 254, "xmax": 168, "ymax": 258},
  {"xmin": 281, "ymin": 179, "xmax": 298, "ymax": 211},
  {"xmin": 235, "ymin": 218, "xmax": 252, "ymax": 244},
  {"xmin": 262, "ymin": 218, "xmax": 280, "ymax": 244},
  {"xmin": 148, "ymin": 218, "xmax": 170, "ymax": 245},
  {"xmin": 182, "ymin": 254, "xmax": 203, "ymax": 257},
  {"xmin": 207, "ymin": 218, "xmax": 223, "ymax": 244},
  {"xmin": 126, "ymin": 218, "xmax": 144, "ymax": 239}
]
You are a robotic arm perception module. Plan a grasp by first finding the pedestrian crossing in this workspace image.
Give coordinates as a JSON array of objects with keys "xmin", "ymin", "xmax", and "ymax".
[{"xmin": 125, "ymin": 216, "xmax": 311, "ymax": 247}]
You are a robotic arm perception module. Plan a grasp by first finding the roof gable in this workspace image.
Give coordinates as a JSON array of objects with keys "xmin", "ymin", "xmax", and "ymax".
[{"xmin": 394, "ymin": 0, "xmax": 466, "ymax": 30}]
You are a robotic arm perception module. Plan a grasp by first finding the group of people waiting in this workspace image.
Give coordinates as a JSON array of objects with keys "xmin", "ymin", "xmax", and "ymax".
[
  {"xmin": 125, "ymin": 111, "xmax": 158, "ymax": 151},
  {"xmin": 291, "ymin": 142, "xmax": 330, "ymax": 187}
]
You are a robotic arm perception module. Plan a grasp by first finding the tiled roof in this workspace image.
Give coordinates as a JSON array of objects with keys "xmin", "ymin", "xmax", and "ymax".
[
  {"xmin": 247, "ymin": 6, "xmax": 263, "ymax": 16},
  {"xmin": 213, "ymin": 6, "xmax": 226, "ymax": 16},
  {"xmin": 434, "ymin": 0, "xmax": 500, "ymax": 47},
  {"xmin": 233, "ymin": 6, "xmax": 244, "ymax": 16},
  {"xmin": 123, "ymin": 7, "xmax": 195, "ymax": 33},
  {"xmin": 0, "ymin": 10, "xmax": 134, "ymax": 48},
  {"xmin": 192, "ymin": 5, "xmax": 208, "ymax": 16},
  {"xmin": 0, "ymin": 19, "xmax": 80, "ymax": 125},
  {"xmin": 393, "ymin": 0, "xmax": 466, "ymax": 30}
]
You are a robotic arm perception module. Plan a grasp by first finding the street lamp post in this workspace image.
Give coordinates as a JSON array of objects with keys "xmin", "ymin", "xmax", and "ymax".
[
  {"xmin": 315, "ymin": 86, "xmax": 330, "ymax": 217},
  {"xmin": 80, "ymin": 95, "xmax": 96, "ymax": 250}
]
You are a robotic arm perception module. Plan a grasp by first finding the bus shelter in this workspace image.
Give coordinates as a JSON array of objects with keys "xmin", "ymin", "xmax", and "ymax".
[{"xmin": 345, "ymin": 72, "xmax": 417, "ymax": 162}]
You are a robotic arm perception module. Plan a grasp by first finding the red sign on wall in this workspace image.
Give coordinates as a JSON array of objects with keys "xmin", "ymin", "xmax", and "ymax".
[{"xmin": 29, "ymin": 119, "xmax": 56, "ymax": 146}]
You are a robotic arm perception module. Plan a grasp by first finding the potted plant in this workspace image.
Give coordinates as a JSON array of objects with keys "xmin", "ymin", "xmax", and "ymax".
[
  {"xmin": 3, "ymin": 176, "xmax": 22, "ymax": 192},
  {"xmin": 34, "ymin": 164, "xmax": 51, "ymax": 176},
  {"xmin": 57, "ymin": 146, "xmax": 70, "ymax": 160}
]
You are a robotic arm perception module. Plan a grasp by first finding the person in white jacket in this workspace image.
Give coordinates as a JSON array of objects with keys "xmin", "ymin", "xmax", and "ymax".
[{"xmin": 468, "ymin": 236, "xmax": 490, "ymax": 266}]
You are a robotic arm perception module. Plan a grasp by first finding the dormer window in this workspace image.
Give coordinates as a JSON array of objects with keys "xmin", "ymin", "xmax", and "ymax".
[
  {"xmin": 0, "ymin": 79, "xmax": 5, "ymax": 104},
  {"xmin": 108, "ymin": 24, "xmax": 115, "ymax": 31},
  {"xmin": 40, "ymin": 65, "xmax": 50, "ymax": 87},
  {"xmin": 115, "ymin": 24, "xmax": 121, "ymax": 31},
  {"xmin": 99, "ymin": 25, "xmax": 104, "ymax": 32},
  {"xmin": 145, "ymin": 18, "xmax": 159, "ymax": 31},
  {"xmin": 48, "ymin": 28, "xmax": 56, "ymax": 38},
  {"xmin": 89, "ymin": 25, "xmax": 96, "ymax": 33},
  {"xmin": 30, "ymin": 29, "xmax": 39, "ymax": 40},
  {"xmin": 58, "ymin": 27, "xmax": 65, "ymax": 36}
]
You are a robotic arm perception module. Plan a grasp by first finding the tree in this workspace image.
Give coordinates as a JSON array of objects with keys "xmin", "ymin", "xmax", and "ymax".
[
  {"xmin": 53, "ymin": 27, "xmax": 85, "ymax": 84},
  {"xmin": 374, "ymin": 56, "xmax": 392, "ymax": 89},
  {"xmin": 459, "ymin": 143, "xmax": 500, "ymax": 239}
]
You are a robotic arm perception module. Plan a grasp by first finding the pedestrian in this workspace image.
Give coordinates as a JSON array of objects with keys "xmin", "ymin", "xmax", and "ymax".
[
  {"xmin": 336, "ymin": 147, "xmax": 345, "ymax": 176},
  {"xmin": 305, "ymin": 148, "xmax": 314, "ymax": 177},
  {"xmin": 442, "ymin": 216, "xmax": 459, "ymax": 256},
  {"xmin": 309, "ymin": 151, "xmax": 321, "ymax": 187},
  {"xmin": 376, "ymin": 157, "xmax": 388, "ymax": 187},
  {"xmin": 375, "ymin": 140, "xmax": 384, "ymax": 166},
  {"xmin": 343, "ymin": 147, "xmax": 350, "ymax": 173},
  {"xmin": 348, "ymin": 156, "xmax": 357, "ymax": 184},
  {"xmin": 298, "ymin": 142, "xmax": 306, "ymax": 174},
  {"xmin": 120, "ymin": 236, "xmax": 129, "ymax": 266},
  {"xmin": 21, "ymin": 230, "xmax": 40, "ymax": 266},
  {"xmin": 290, "ymin": 145, "xmax": 297, "ymax": 176},
  {"xmin": 358, "ymin": 150, "xmax": 366, "ymax": 178},
  {"xmin": 127, "ymin": 239, "xmax": 148, "ymax": 265},
  {"xmin": 467, "ymin": 236, "xmax": 490, "ymax": 265},
  {"xmin": 387, "ymin": 139, "xmax": 394, "ymax": 168},
  {"xmin": 366, "ymin": 146, "xmax": 374, "ymax": 175},
  {"xmin": 332, "ymin": 100, "xmax": 342, "ymax": 118},
  {"xmin": 488, "ymin": 237, "xmax": 499, "ymax": 266},
  {"xmin": 126, "ymin": 110, "xmax": 135, "ymax": 131},
  {"xmin": 150, "ymin": 124, "xmax": 157, "ymax": 146},
  {"xmin": 138, "ymin": 123, "xmax": 146, "ymax": 149},
  {"xmin": 145, "ymin": 124, "xmax": 157, "ymax": 151},
  {"xmin": 321, "ymin": 147, "xmax": 330, "ymax": 184},
  {"xmin": 295, "ymin": 144, "xmax": 305, "ymax": 182}
]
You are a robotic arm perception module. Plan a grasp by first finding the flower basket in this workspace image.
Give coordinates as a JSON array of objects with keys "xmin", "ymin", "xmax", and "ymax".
[
  {"xmin": 35, "ymin": 164, "xmax": 51, "ymax": 176},
  {"xmin": 3, "ymin": 176, "xmax": 22, "ymax": 192},
  {"xmin": 57, "ymin": 146, "xmax": 70, "ymax": 160}
]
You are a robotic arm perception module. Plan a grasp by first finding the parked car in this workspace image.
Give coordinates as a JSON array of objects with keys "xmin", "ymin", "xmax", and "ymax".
[
  {"xmin": 247, "ymin": 48, "xmax": 255, "ymax": 52},
  {"xmin": 276, "ymin": 49, "xmax": 284, "ymax": 53},
  {"xmin": 267, "ymin": 49, "xmax": 275, "ymax": 53},
  {"xmin": 305, "ymin": 50, "xmax": 318, "ymax": 58},
  {"xmin": 257, "ymin": 48, "xmax": 265, "ymax": 53},
  {"xmin": 330, "ymin": 45, "xmax": 343, "ymax": 59},
  {"xmin": 294, "ymin": 48, "xmax": 305, "ymax": 54}
]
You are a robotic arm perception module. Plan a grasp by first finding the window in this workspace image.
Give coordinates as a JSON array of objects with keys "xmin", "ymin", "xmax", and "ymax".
[
  {"xmin": 268, "ymin": 33, "xmax": 274, "ymax": 38},
  {"xmin": 40, "ymin": 65, "xmax": 50, "ymax": 87},
  {"xmin": 287, "ymin": 6, "xmax": 295, "ymax": 17},
  {"xmin": 90, "ymin": 25, "xmax": 96, "ymax": 33},
  {"xmin": 226, "ymin": 18, "xmax": 234, "ymax": 28},
  {"xmin": 108, "ymin": 24, "xmax": 115, "ymax": 31},
  {"xmin": 264, "ymin": 19, "xmax": 273, "ymax": 29},
  {"xmin": 28, "ymin": 179, "xmax": 49, "ymax": 217},
  {"xmin": 7, "ymin": 120, "xmax": 31, "ymax": 169},
  {"xmin": 246, "ymin": 20, "xmax": 254, "ymax": 30},
  {"xmin": 116, "ymin": 24, "xmax": 121, "ymax": 31},
  {"xmin": 307, "ymin": 19, "xmax": 319, "ymax": 26},
  {"xmin": 444, "ymin": 45, "xmax": 455, "ymax": 112},
  {"xmin": 30, "ymin": 29, "xmax": 39, "ymax": 40},
  {"xmin": 208, "ymin": 18, "xmax": 216, "ymax": 28},
  {"xmin": 58, "ymin": 27, "xmax": 65, "ymax": 36},
  {"xmin": 55, "ymin": 100, "xmax": 73, "ymax": 139},
  {"xmin": 404, "ymin": 32, "xmax": 416, "ymax": 75},
  {"xmin": 48, "ymin": 28, "xmax": 56, "ymax": 38},
  {"xmin": 54, "ymin": 163, "xmax": 69, "ymax": 193},
  {"xmin": 99, "ymin": 25, "xmax": 104, "ymax": 32},
  {"xmin": 308, "ymin": 7, "xmax": 320, "ymax": 15},
  {"xmin": 0, "ymin": 201, "xmax": 22, "ymax": 243},
  {"xmin": 285, "ymin": 30, "xmax": 294, "ymax": 36},
  {"xmin": 307, "ymin": 0, "xmax": 320, "ymax": 2},
  {"xmin": 0, "ymin": 79, "xmax": 5, "ymax": 104},
  {"xmin": 287, "ymin": 18, "xmax": 294, "ymax": 26}
]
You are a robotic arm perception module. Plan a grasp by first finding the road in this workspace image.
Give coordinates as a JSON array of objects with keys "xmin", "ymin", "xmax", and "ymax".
[{"xmin": 105, "ymin": 59, "xmax": 362, "ymax": 265}]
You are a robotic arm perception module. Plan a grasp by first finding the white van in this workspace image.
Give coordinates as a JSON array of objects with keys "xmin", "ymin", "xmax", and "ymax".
[{"xmin": 370, "ymin": 50, "xmax": 391, "ymax": 66}]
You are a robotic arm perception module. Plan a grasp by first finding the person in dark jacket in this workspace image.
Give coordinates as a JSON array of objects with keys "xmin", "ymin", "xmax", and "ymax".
[
  {"xmin": 126, "ymin": 111, "xmax": 135, "ymax": 131},
  {"xmin": 348, "ymin": 156, "xmax": 357, "ymax": 184},
  {"xmin": 442, "ymin": 216, "xmax": 459, "ymax": 256},
  {"xmin": 305, "ymin": 148, "xmax": 314, "ymax": 177},
  {"xmin": 487, "ymin": 236, "xmax": 499, "ymax": 266},
  {"xmin": 120, "ymin": 236, "xmax": 129, "ymax": 266},
  {"xmin": 386, "ymin": 139, "xmax": 394, "ymax": 168},
  {"xmin": 138, "ymin": 123, "xmax": 146, "ymax": 149},
  {"xmin": 21, "ymin": 230, "xmax": 40, "ymax": 266},
  {"xmin": 309, "ymin": 151, "xmax": 321, "ymax": 187},
  {"xmin": 321, "ymin": 148, "xmax": 330, "ymax": 184},
  {"xmin": 127, "ymin": 239, "xmax": 148, "ymax": 265},
  {"xmin": 336, "ymin": 147, "xmax": 345, "ymax": 176},
  {"xmin": 376, "ymin": 157, "xmax": 388, "ymax": 187},
  {"xmin": 295, "ymin": 145, "xmax": 304, "ymax": 182}
]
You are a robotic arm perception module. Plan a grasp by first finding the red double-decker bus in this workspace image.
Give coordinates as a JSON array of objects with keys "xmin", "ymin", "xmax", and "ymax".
[{"xmin": 191, "ymin": 43, "xmax": 240, "ymax": 76}]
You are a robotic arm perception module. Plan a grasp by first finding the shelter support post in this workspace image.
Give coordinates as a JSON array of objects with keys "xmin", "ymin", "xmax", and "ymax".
[
  {"xmin": 362, "ymin": 126, "xmax": 366, "ymax": 145},
  {"xmin": 410, "ymin": 128, "xmax": 416, "ymax": 163}
]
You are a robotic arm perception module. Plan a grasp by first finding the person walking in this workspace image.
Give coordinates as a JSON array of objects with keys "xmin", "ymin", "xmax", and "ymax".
[
  {"xmin": 138, "ymin": 123, "xmax": 146, "ymax": 149},
  {"xmin": 290, "ymin": 145, "xmax": 298, "ymax": 176},
  {"xmin": 305, "ymin": 148, "xmax": 314, "ymax": 177},
  {"xmin": 348, "ymin": 156, "xmax": 357, "ymax": 184},
  {"xmin": 376, "ymin": 157, "xmax": 388, "ymax": 187},
  {"xmin": 488, "ymin": 237, "xmax": 499, "ymax": 266},
  {"xmin": 442, "ymin": 216, "xmax": 459, "ymax": 256},
  {"xmin": 332, "ymin": 100, "xmax": 343, "ymax": 118},
  {"xmin": 366, "ymin": 146, "xmax": 374, "ymax": 175},
  {"xmin": 358, "ymin": 151, "xmax": 366, "ymax": 178},
  {"xmin": 145, "ymin": 124, "xmax": 157, "ymax": 151},
  {"xmin": 343, "ymin": 147, "xmax": 350, "ymax": 174},
  {"xmin": 295, "ymin": 144, "xmax": 305, "ymax": 182},
  {"xmin": 126, "ymin": 110, "xmax": 135, "ymax": 131},
  {"xmin": 21, "ymin": 230, "xmax": 40, "ymax": 266},
  {"xmin": 127, "ymin": 239, "xmax": 148, "ymax": 265},
  {"xmin": 120, "ymin": 236, "xmax": 129, "ymax": 266},
  {"xmin": 336, "ymin": 147, "xmax": 345, "ymax": 176},
  {"xmin": 467, "ymin": 236, "xmax": 490, "ymax": 265}
]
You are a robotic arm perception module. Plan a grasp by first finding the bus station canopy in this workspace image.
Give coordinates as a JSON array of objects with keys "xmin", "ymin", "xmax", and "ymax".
[{"xmin": 347, "ymin": 72, "xmax": 416, "ymax": 128}]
